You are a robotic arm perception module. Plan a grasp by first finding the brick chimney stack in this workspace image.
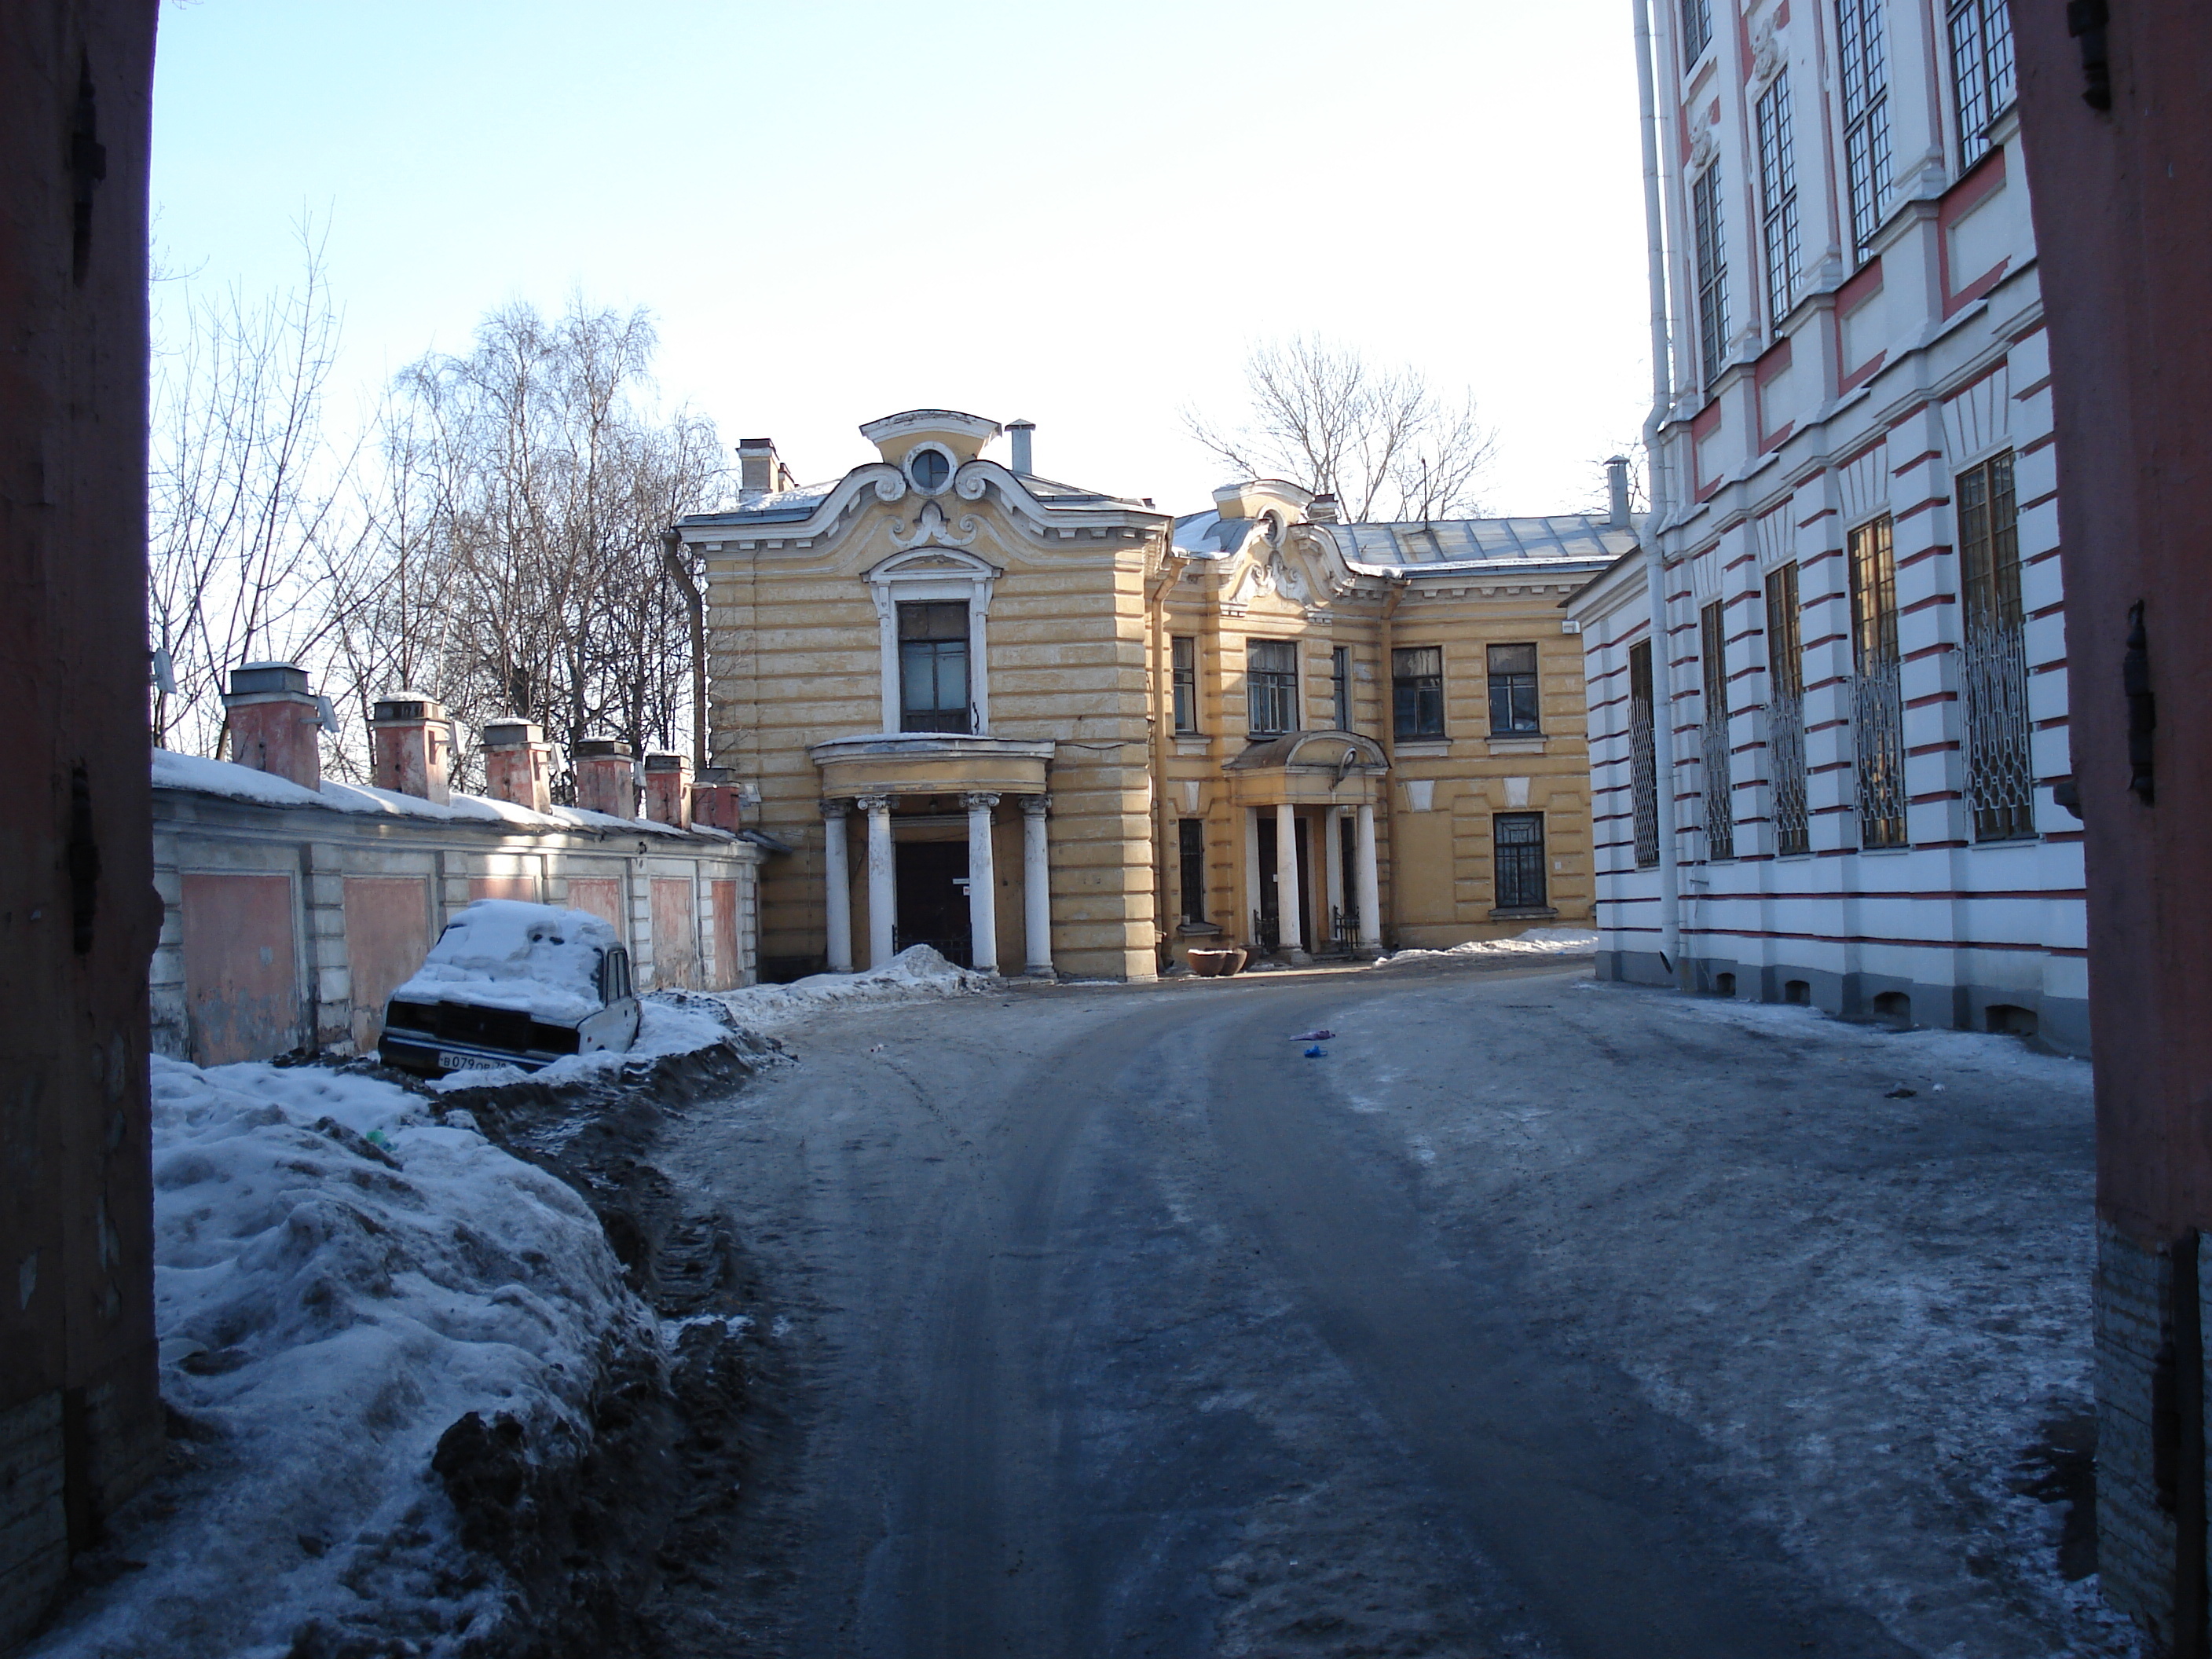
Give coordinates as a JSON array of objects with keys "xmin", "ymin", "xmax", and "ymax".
[
  {"xmin": 481, "ymin": 718, "xmax": 553, "ymax": 812},
  {"xmin": 692, "ymin": 765, "xmax": 745, "ymax": 833},
  {"xmin": 369, "ymin": 692, "xmax": 452, "ymax": 804},
  {"xmin": 573, "ymin": 737, "xmax": 635, "ymax": 819},
  {"xmin": 222, "ymin": 662, "xmax": 324, "ymax": 790},
  {"xmin": 643, "ymin": 751, "xmax": 692, "ymax": 829},
  {"xmin": 738, "ymin": 438, "xmax": 795, "ymax": 496}
]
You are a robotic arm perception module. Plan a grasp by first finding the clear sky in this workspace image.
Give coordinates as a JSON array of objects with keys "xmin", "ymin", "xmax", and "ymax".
[{"xmin": 150, "ymin": 0, "xmax": 1653, "ymax": 519}]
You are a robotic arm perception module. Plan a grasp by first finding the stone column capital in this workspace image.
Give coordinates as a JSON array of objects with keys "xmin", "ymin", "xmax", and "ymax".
[
  {"xmin": 961, "ymin": 792, "xmax": 1002, "ymax": 811},
  {"xmin": 1018, "ymin": 794, "xmax": 1050, "ymax": 819},
  {"xmin": 821, "ymin": 797, "xmax": 851, "ymax": 821},
  {"xmin": 855, "ymin": 793, "xmax": 893, "ymax": 815}
]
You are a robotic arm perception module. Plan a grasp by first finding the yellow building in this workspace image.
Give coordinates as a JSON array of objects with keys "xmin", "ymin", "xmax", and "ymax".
[{"xmin": 675, "ymin": 409, "xmax": 1630, "ymax": 981}]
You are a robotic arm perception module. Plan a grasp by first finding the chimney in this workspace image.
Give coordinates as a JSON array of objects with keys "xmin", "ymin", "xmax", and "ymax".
[
  {"xmin": 573, "ymin": 736, "xmax": 636, "ymax": 819},
  {"xmin": 738, "ymin": 438, "xmax": 793, "ymax": 495},
  {"xmin": 1008, "ymin": 419, "xmax": 1035, "ymax": 476},
  {"xmin": 369, "ymin": 691, "xmax": 453, "ymax": 804},
  {"xmin": 643, "ymin": 751, "xmax": 693, "ymax": 829},
  {"xmin": 481, "ymin": 717, "xmax": 554, "ymax": 812},
  {"xmin": 692, "ymin": 764, "xmax": 745, "ymax": 833},
  {"xmin": 221, "ymin": 661, "xmax": 324, "ymax": 790},
  {"xmin": 1307, "ymin": 493, "xmax": 1340, "ymax": 525},
  {"xmin": 1606, "ymin": 456, "xmax": 1632, "ymax": 529}
]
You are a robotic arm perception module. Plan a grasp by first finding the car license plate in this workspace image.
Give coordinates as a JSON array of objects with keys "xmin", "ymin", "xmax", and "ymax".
[{"xmin": 437, "ymin": 1050, "xmax": 503, "ymax": 1072}]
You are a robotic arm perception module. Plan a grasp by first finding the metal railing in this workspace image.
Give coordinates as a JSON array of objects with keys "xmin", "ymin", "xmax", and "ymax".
[
  {"xmin": 1769, "ymin": 691, "xmax": 1809, "ymax": 856},
  {"xmin": 1963, "ymin": 620, "xmax": 2035, "ymax": 840},
  {"xmin": 1701, "ymin": 712, "xmax": 1735, "ymax": 861},
  {"xmin": 1852, "ymin": 657, "xmax": 1908, "ymax": 848},
  {"xmin": 1629, "ymin": 698, "xmax": 1660, "ymax": 868}
]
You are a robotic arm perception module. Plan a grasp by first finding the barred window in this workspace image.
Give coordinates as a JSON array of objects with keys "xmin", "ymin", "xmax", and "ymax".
[
  {"xmin": 898, "ymin": 600, "xmax": 970, "ymax": 734},
  {"xmin": 1838, "ymin": 0, "xmax": 1894, "ymax": 262},
  {"xmin": 1848, "ymin": 516, "xmax": 1907, "ymax": 848},
  {"xmin": 1247, "ymin": 639, "xmax": 1298, "ymax": 734},
  {"xmin": 1693, "ymin": 164, "xmax": 1730, "ymax": 387},
  {"xmin": 1629, "ymin": 639, "xmax": 1660, "ymax": 869},
  {"xmin": 1177, "ymin": 819, "xmax": 1207, "ymax": 924},
  {"xmin": 1700, "ymin": 600, "xmax": 1735, "ymax": 861},
  {"xmin": 1393, "ymin": 646, "xmax": 1445, "ymax": 739},
  {"xmin": 1486, "ymin": 643, "xmax": 1541, "ymax": 735},
  {"xmin": 1959, "ymin": 452, "xmax": 2034, "ymax": 840},
  {"xmin": 1331, "ymin": 645, "xmax": 1353, "ymax": 732},
  {"xmin": 1493, "ymin": 813, "xmax": 1548, "ymax": 911},
  {"xmin": 1765, "ymin": 562, "xmax": 1809, "ymax": 856},
  {"xmin": 1679, "ymin": 0, "xmax": 1712, "ymax": 64},
  {"xmin": 1171, "ymin": 635, "xmax": 1198, "ymax": 734},
  {"xmin": 1756, "ymin": 74, "xmax": 1802, "ymax": 331},
  {"xmin": 1948, "ymin": 0, "xmax": 2016, "ymax": 167}
]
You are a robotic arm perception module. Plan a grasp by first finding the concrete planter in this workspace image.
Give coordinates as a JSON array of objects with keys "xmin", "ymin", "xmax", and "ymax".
[{"xmin": 1188, "ymin": 947, "xmax": 1247, "ymax": 977}]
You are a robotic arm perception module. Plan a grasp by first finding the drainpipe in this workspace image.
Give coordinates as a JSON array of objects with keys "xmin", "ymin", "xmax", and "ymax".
[
  {"xmin": 661, "ymin": 526, "xmax": 709, "ymax": 770},
  {"xmin": 1378, "ymin": 573, "xmax": 1412, "ymax": 949},
  {"xmin": 1147, "ymin": 541, "xmax": 1178, "ymax": 973},
  {"xmin": 1634, "ymin": 0, "xmax": 1683, "ymax": 985}
]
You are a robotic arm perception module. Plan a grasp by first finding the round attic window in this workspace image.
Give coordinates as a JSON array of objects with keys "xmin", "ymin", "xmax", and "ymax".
[{"xmin": 909, "ymin": 446, "xmax": 952, "ymax": 492}]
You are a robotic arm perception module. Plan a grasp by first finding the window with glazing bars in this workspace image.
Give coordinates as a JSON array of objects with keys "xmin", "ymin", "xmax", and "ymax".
[
  {"xmin": 898, "ymin": 600, "xmax": 970, "ymax": 733},
  {"xmin": 1331, "ymin": 646, "xmax": 1353, "ymax": 732},
  {"xmin": 1247, "ymin": 639, "xmax": 1298, "ymax": 734},
  {"xmin": 1948, "ymin": 0, "xmax": 2016, "ymax": 167},
  {"xmin": 1692, "ymin": 165, "xmax": 1730, "ymax": 386},
  {"xmin": 1679, "ymin": 0, "xmax": 1712, "ymax": 63},
  {"xmin": 1171, "ymin": 635, "xmax": 1198, "ymax": 733},
  {"xmin": 1629, "ymin": 639, "xmax": 1660, "ymax": 868},
  {"xmin": 1177, "ymin": 819, "xmax": 1207, "ymax": 923},
  {"xmin": 1493, "ymin": 813, "xmax": 1548, "ymax": 910},
  {"xmin": 1487, "ymin": 643, "xmax": 1541, "ymax": 735},
  {"xmin": 1756, "ymin": 74, "xmax": 1801, "ymax": 331},
  {"xmin": 1394, "ymin": 646, "xmax": 1445, "ymax": 738},
  {"xmin": 1838, "ymin": 0, "xmax": 1894, "ymax": 262},
  {"xmin": 1764, "ymin": 561, "xmax": 1810, "ymax": 856},
  {"xmin": 1958, "ymin": 452, "xmax": 2034, "ymax": 840},
  {"xmin": 1700, "ymin": 600, "xmax": 1735, "ymax": 860},
  {"xmin": 1848, "ymin": 515, "xmax": 1907, "ymax": 848}
]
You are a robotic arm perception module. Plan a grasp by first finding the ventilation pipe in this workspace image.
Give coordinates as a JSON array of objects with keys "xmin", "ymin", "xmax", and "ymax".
[
  {"xmin": 1606, "ymin": 456, "xmax": 1632, "ymax": 530},
  {"xmin": 1008, "ymin": 419, "xmax": 1035, "ymax": 475}
]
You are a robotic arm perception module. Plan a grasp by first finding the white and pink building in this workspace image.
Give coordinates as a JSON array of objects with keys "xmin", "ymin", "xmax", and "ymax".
[{"xmin": 1569, "ymin": 0, "xmax": 2086, "ymax": 1051}]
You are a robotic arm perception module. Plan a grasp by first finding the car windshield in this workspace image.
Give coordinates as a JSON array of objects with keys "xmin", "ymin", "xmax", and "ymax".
[{"xmin": 393, "ymin": 899, "xmax": 619, "ymax": 1024}]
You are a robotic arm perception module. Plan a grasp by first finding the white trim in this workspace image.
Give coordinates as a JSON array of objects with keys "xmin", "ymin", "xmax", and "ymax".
[{"xmin": 866, "ymin": 548, "xmax": 1000, "ymax": 734}]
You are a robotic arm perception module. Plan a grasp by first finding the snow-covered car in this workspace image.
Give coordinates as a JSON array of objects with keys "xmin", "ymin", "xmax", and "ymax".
[{"xmin": 378, "ymin": 899, "xmax": 639, "ymax": 1077}]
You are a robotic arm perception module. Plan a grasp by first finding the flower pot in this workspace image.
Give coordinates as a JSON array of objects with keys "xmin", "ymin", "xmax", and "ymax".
[{"xmin": 1188, "ymin": 947, "xmax": 1247, "ymax": 977}]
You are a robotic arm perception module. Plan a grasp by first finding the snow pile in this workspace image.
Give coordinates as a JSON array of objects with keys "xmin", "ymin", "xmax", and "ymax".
[
  {"xmin": 394, "ymin": 899, "xmax": 614, "ymax": 1023},
  {"xmin": 423, "ymin": 994, "xmax": 737, "ymax": 1094},
  {"xmin": 28, "ymin": 1057, "xmax": 648, "ymax": 1658},
  {"xmin": 1379, "ymin": 926, "xmax": 1599, "ymax": 965},
  {"xmin": 712, "ymin": 944, "xmax": 989, "ymax": 1033}
]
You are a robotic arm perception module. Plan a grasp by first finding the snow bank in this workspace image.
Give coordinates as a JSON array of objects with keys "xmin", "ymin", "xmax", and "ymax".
[
  {"xmin": 1379, "ymin": 926, "xmax": 1599, "ymax": 965},
  {"xmin": 421, "ymin": 995, "xmax": 737, "ymax": 1094},
  {"xmin": 394, "ymin": 899, "xmax": 614, "ymax": 1024},
  {"xmin": 27, "ymin": 1057, "xmax": 649, "ymax": 1658},
  {"xmin": 711, "ymin": 944, "xmax": 989, "ymax": 1033}
]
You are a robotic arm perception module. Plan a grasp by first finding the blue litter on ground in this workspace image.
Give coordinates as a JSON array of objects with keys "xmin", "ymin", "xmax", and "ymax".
[{"xmin": 1304, "ymin": 1045, "xmax": 1327, "ymax": 1058}]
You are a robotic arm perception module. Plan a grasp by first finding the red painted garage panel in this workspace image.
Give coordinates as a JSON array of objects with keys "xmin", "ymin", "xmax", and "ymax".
[
  {"xmin": 566, "ymin": 877, "xmax": 624, "ymax": 936},
  {"xmin": 343, "ymin": 876, "xmax": 430, "ymax": 1052},
  {"xmin": 651, "ymin": 877, "xmax": 698, "ymax": 989},
  {"xmin": 181, "ymin": 873, "xmax": 298, "ymax": 1064},
  {"xmin": 469, "ymin": 873, "xmax": 537, "ymax": 903},
  {"xmin": 710, "ymin": 879, "xmax": 742, "ymax": 990}
]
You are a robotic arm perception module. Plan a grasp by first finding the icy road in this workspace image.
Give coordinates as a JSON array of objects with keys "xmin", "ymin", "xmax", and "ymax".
[{"xmin": 650, "ymin": 956, "xmax": 2129, "ymax": 1658}]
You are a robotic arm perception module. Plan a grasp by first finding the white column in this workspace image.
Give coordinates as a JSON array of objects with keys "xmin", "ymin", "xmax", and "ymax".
[
  {"xmin": 822, "ymin": 800, "xmax": 853, "ymax": 973},
  {"xmin": 861, "ymin": 794, "xmax": 895, "ymax": 967},
  {"xmin": 1020, "ymin": 796, "xmax": 1054, "ymax": 976},
  {"xmin": 963, "ymin": 792, "xmax": 1000, "ymax": 973},
  {"xmin": 1275, "ymin": 800, "xmax": 1306, "ymax": 958},
  {"xmin": 1324, "ymin": 804, "xmax": 1346, "ymax": 950},
  {"xmin": 1243, "ymin": 807, "xmax": 1262, "ymax": 947},
  {"xmin": 1355, "ymin": 802, "xmax": 1382, "ymax": 956}
]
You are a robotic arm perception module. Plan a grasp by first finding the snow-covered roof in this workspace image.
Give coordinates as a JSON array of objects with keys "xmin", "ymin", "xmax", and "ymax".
[
  {"xmin": 151, "ymin": 749, "xmax": 732, "ymax": 843},
  {"xmin": 1319, "ymin": 515, "xmax": 1635, "ymax": 572},
  {"xmin": 1172, "ymin": 510, "xmax": 1247, "ymax": 558},
  {"xmin": 395, "ymin": 899, "xmax": 617, "ymax": 1023}
]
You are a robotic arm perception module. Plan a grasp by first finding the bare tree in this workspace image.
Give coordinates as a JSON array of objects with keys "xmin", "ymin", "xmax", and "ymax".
[{"xmin": 1185, "ymin": 335, "xmax": 1496, "ymax": 522}]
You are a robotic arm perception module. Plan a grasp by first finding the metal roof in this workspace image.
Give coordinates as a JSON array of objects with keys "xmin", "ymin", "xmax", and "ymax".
[{"xmin": 1320, "ymin": 516, "xmax": 1637, "ymax": 570}]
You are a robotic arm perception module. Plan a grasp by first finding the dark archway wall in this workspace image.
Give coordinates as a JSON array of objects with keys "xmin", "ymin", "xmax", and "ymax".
[
  {"xmin": 0, "ymin": 2, "xmax": 163, "ymax": 1645},
  {"xmin": 2010, "ymin": 2, "xmax": 2212, "ymax": 1650}
]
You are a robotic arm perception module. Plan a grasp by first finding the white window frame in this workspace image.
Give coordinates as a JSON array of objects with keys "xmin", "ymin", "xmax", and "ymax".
[{"xmin": 866, "ymin": 548, "xmax": 1000, "ymax": 735}]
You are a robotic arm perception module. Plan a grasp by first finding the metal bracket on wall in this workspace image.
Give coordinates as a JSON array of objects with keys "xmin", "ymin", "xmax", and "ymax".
[{"xmin": 2126, "ymin": 600, "xmax": 2155, "ymax": 804}]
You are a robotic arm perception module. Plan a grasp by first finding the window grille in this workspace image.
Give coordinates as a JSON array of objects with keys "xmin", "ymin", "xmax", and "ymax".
[
  {"xmin": 1177, "ymin": 819, "xmax": 1207, "ymax": 923},
  {"xmin": 1838, "ymin": 0, "xmax": 1894, "ymax": 262},
  {"xmin": 1948, "ymin": 0, "xmax": 2016, "ymax": 166},
  {"xmin": 1700, "ymin": 600, "xmax": 1735, "ymax": 860},
  {"xmin": 1958, "ymin": 452, "xmax": 2034, "ymax": 839},
  {"xmin": 1247, "ymin": 639, "xmax": 1298, "ymax": 734},
  {"xmin": 1171, "ymin": 635, "xmax": 1198, "ymax": 733},
  {"xmin": 1679, "ymin": 0, "xmax": 1712, "ymax": 63},
  {"xmin": 1764, "ymin": 562, "xmax": 1809, "ymax": 856},
  {"xmin": 1486, "ymin": 642, "xmax": 1540, "ymax": 735},
  {"xmin": 1692, "ymin": 165, "xmax": 1730, "ymax": 386},
  {"xmin": 1756, "ymin": 74, "xmax": 1802, "ymax": 331},
  {"xmin": 1331, "ymin": 645, "xmax": 1353, "ymax": 732},
  {"xmin": 1394, "ymin": 646, "xmax": 1445, "ymax": 738},
  {"xmin": 898, "ymin": 600, "xmax": 970, "ymax": 734},
  {"xmin": 1848, "ymin": 516, "xmax": 1907, "ymax": 848},
  {"xmin": 1494, "ymin": 813, "xmax": 1548, "ymax": 910},
  {"xmin": 1629, "ymin": 639, "xmax": 1660, "ymax": 868}
]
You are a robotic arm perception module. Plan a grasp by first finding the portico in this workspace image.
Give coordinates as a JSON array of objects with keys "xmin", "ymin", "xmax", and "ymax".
[
  {"xmin": 1222, "ymin": 731, "xmax": 1387, "ymax": 960},
  {"xmin": 809, "ymin": 733, "xmax": 1057, "ymax": 976}
]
